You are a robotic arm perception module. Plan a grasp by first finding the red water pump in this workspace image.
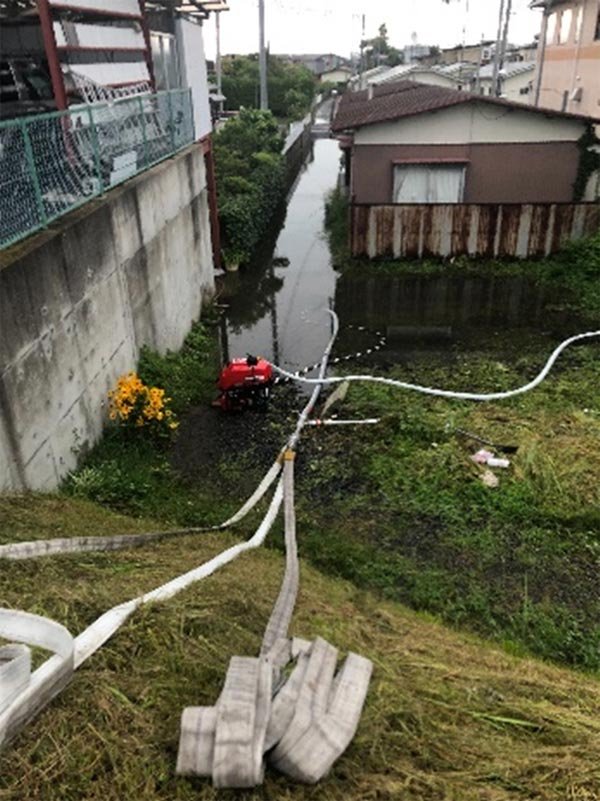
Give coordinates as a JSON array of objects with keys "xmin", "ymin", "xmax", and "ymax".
[{"xmin": 216, "ymin": 355, "xmax": 274, "ymax": 412}]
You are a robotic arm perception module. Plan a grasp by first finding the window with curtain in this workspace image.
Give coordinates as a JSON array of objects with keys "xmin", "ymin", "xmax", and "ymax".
[{"xmin": 393, "ymin": 164, "xmax": 466, "ymax": 204}]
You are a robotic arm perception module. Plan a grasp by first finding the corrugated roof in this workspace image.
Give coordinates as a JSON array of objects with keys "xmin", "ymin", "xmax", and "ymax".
[
  {"xmin": 478, "ymin": 61, "xmax": 536, "ymax": 79},
  {"xmin": 331, "ymin": 80, "xmax": 597, "ymax": 132}
]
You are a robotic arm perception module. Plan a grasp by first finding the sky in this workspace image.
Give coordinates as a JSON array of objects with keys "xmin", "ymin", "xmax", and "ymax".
[{"xmin": 203, "ymin": 0, "xmax": 543, "ymax": 61}]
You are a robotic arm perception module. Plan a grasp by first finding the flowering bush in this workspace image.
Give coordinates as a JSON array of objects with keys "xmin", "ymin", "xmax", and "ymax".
[{"xmin": 108, "ymin": 372, "xmax": 178, "ymax": 436}]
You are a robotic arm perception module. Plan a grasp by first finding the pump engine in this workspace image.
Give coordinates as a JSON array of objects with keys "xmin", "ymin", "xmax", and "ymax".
[{"xmin": 216, "ymin": 355, "xmax": 273, "ymax": 412}]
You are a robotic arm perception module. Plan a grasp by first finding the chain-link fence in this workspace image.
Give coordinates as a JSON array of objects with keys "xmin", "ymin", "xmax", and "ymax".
[{"xmin": 0, "ymin": 88, "xmax": 194, "ymax": 249}]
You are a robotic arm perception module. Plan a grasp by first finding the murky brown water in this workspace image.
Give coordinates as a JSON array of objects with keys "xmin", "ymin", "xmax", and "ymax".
[{"xmin": 217, "ymin": 135, "xmax": 586, "ymax": 372}]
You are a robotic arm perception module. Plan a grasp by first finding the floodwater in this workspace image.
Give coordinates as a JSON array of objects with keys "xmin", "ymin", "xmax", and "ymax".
[
  {"xmin": 219, "ymin": 136, "xmax": 340, "ymax": 371},
  {"xmin": 218, "ymin": 130, "xmax": 587, "ymax": 373}
]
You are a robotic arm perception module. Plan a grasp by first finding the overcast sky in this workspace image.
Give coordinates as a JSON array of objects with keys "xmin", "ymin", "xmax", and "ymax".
[{"xmin": 203, "ymin": 0, "xmax": 543, "ymax": 61}]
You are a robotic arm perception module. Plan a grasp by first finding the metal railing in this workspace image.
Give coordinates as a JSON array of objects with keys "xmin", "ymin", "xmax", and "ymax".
[{"xmin": 0, "ymin": 88, "xmax": 194, "ymax": 250}]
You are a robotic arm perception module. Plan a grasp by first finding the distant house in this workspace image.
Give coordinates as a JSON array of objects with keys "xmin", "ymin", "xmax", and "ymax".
[
  {"xmin": 332, "ymin": 81, "xmax": 599, "ymax": 258},
  {"xmin": 435, "ymin": 41, "xmax": 496, "ymax": 65},
  {"xmin": 368, "ymin": 64, "xmax": 464, "ymax": 90},
  {"xmin": 277, "ymin": 53, "xmax": 350, "ymax": 78},
  {"xmin": 347, "ymin": 65, "xmax": 390, "ymax": 91},
  {"xmin": 403, "ymin": 43, "xmax": 433, "ymax": 63},
  {"xmin": 474, "ymin": 61, "xmax": 536, "ymax": 102},
  {"xmin": 531, "ymin": 0, "xmax": 600, "ymax": 117},
  {"xmin": 319, "ymin": 66, "xmax": 353, "ymax": 85}
]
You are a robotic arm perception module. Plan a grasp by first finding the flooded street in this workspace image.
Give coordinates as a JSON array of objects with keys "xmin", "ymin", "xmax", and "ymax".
[
  {"xmin": 218, "ymin": 127, "xmax": 588, "ymax": 374},
  {"xmin": 219, "ymin": 135, "xmax": 340, "ymax": 371}
]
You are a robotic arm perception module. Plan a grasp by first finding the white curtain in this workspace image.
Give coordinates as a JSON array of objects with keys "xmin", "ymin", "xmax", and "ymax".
[
  {"xmin": 393, "ymin": 165, "xmax": 465, "ymax": 203},
  {"xmin": 393, "ymin": 166, "xmax": 429, "ymax": 203}
]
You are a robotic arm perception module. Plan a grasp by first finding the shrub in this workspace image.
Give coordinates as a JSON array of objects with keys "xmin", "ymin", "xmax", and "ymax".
[
  {"xmin": 66, "ymin": 461, "xmax": 152, "ymax": 508},
  {"xmin": 214, "ymin": 109, "xmax": 286, "ymax": 267}
]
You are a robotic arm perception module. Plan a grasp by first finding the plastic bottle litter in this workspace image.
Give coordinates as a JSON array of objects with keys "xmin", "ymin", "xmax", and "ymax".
[
  {"xmin": 486, "ymin": 457, "xmax": 510, "ymax": 469},
  {"xmin": 471, "ymin": 449, "xmax": 510, "ymax": 469},
  {"xmin": 471, "ymin": 449, "xmax": 494, "ymax": 465}
]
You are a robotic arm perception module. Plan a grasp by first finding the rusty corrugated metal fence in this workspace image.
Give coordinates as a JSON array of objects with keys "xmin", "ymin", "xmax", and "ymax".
[{"xmin": 351, "ymin": 203, "xmax": 600, "ymax": 260}]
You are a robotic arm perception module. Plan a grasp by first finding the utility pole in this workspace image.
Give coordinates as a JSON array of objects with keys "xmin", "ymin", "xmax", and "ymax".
[
  {"xmin": 491, "ymin": 0, "xmax": 505, "ymax": 96},
  {"xmin": 359, "ymin": 13, "xmax": 366, "ymax": 88},
  {"xmin": 534, "ymin": 7, "xmax": 549, "ymax": 107},
  {"xmin": 498, "ymin": 0, "xmax": 513, "ymax": 83},
  {"xmin": 259, "ymin": 0, "xmax": 269, "ymax": 110},
  {"xmin": 474, "ymin": 34, "xmax": 484, "ymax": 95},
  {"xmin": 215, "ymin": 10, "xmax": 223, "ymax": 115}
]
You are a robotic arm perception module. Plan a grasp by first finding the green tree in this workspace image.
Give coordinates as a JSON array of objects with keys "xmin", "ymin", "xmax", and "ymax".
[
  {"xmin": 361, "ymin": 22, "xmax": 404, "ymax": 69},
  {"xmin": 221, "ymin": 55, "xmax": 316, "ymax": 120},
  {"xmin": 213, "ymin": 109, "xmax": 286, "ymax": 268}
]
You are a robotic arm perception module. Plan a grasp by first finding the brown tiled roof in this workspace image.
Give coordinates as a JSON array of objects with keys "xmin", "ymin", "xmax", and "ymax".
[{"xmin": 331, "ymin": 80, "xmax": 597, "ymax": 132}]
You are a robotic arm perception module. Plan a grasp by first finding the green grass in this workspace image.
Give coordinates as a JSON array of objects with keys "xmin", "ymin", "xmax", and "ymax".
[
  {"xmin": 2, "ymin": 246, "xmax": 600, "ymax": 798},
  {"xmin": 56, "ymin": 305, "xmax": 600, "ymax": 673},
  {"xmin": 1, "ymin": 495, "xmax": 600, "ymax": 801},
  {"xmin": 295, "ymin": 340, "xmax": 600, "ymax": 671}
]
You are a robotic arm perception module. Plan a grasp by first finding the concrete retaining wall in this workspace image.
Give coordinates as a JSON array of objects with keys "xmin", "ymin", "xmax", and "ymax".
[
  {"xmin": 283, "ymin": 115, "xmax": 313, "ymax": 194},
  {"xmin": 0, "ymin": 144, "xmax": 214, "ymax": 491}
]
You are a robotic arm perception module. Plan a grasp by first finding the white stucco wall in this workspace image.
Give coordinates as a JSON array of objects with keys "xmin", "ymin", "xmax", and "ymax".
[
  {"xmin": 478, "ymin": 71, "xmax": 535, "ymax": 104},
  {"xmin": 175, "ymin": 17, "xmax": 212, "ymax": 141},
  {"xmin": 353, "ymin": 102, "xmax": 584, "ymax": 145},
  {"xmin": 320, "ymin": 69, "xmax": 351, "ymax": 83}
]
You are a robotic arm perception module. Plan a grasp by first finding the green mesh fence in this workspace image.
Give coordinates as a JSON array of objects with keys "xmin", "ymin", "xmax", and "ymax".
[{"xmin": 0, "ymin": 89, "xmax": 194, "ymax": 249}]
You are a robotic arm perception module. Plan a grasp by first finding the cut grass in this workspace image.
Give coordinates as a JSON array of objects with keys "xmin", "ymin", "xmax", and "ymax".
[
  {"xmin": 295, "ymin": 340, "xmax": 600, "ymax": 671},
  {"xmin": 1, "ymin": 495, "xmax": 599, "ymax": 801},
  {"xmin": 59, "ymin": 324, "xmax": 600, "ymax": 671}
]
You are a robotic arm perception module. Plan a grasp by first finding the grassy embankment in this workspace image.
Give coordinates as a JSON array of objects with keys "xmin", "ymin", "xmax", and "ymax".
[
  {"xmin": 1, "ymin": 194, "xmax": 599, "ymax": 799},
  {"xmin": 1, "ymin": 496, "xmax": 600, "ymax": 801},
  {"xmin": 45, "ymin": 204, "xmax": 600, "ymax": 673}
]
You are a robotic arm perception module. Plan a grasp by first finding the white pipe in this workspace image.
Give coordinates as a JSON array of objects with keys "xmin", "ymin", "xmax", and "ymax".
[
  {"xmin": 270, "ymin": 331, "xmax": 600, "ymax": 402},
  {"xmin": 1, "ymin": 482, "xmax": 284, "ymax": 748},
  {"xmin": 307, "ymin": 418, "xmax": 380, "ymax": 426}
]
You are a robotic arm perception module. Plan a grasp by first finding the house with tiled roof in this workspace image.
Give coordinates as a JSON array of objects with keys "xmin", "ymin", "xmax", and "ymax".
[
  {"xmin": 331, "ymin": 81, "xmax": 599, "ymax": 259},
  {"xmin": 333, "ymin": 80, "xmax": 598, "ymax": 205}
]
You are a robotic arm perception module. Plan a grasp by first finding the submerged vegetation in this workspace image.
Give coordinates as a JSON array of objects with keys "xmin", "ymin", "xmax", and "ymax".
[{"xmin": 58, "ymin": 316, "xmax": 600, "ymax": 672}]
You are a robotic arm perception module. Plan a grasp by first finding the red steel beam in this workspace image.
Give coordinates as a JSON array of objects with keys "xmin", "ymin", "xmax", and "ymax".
[
  {"xmin": 37, "ymin": 0, "xmax": 68, "ymax": 110},
  {"xmin": 45, "ymin": 3, "xmax": 142, "ymax": 19},
  {"xmin": 56, "ymin": 46, "xmax": 147, "ymax": 53}
]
